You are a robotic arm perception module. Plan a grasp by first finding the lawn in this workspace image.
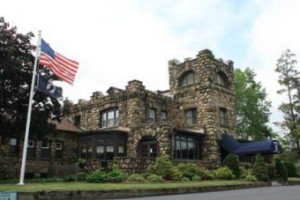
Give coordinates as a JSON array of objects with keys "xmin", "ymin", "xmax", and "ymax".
[
  {"xmin": 0, "ymin": 180, "xmax": 252, "ymax": 192},
  {"xmin": 288, "ymin": 177, "xmax": 300, "ymax": 182}
]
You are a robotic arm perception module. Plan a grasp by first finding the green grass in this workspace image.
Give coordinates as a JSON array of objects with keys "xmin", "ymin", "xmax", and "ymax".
[
  {"xmin": 288, "ymin": 177, "xmax": 300, "ymax": 182},
  {"xmin": 0, "ymin": 180, "xmax": 252, "ymax": 192}
]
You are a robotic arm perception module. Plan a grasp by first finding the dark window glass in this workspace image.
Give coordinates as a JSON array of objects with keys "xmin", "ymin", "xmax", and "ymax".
[
  {"xmin": 219, "ymin": 108, "xmax": 228, "ymax": 126},
  {"xmin": 184, "ymin": 108, "xmax": 197, "ymax": 126},
  {"xmin": 10, "ymin": 138, "xmax": 19, "ymax": 154},
  {"xmin": 148, "ymin": 109, "xmax": 156, "ymax": 123},
  {"xmin": 75, "ymin": 115, "xmax": 81, "ymax": 127},
  {"xmin": 41, "ymin": 140, "xmax": 51, "ymax": 158},
  {"xmin": 173, "ymin": 134, "xmax": 202, "ymax": 160},
  {"xmin": 55, "ymin": 141, "xmax": 63, "ymax": 159},
  {"xmin": 161, "ymin": 111, "xmax": 167, "ymax": 120},
  {"xmin": 180, "ymin": 71, "xmax": 199, "ymax": 87},
  {"xmin": 100, "ymin": 108, "xmax": 119, "ymax": 128},
  {"xmin": 216, "ymin": 72, "xmax": 229, "ymax": 87},
  {"xmin": 27, "ymin": 139, "xmax": 36, "ymax": 158}
]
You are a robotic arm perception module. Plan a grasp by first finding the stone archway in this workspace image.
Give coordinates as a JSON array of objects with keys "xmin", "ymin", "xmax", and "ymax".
[{"xmin": 137, "ymin": 136, "xmax": 158, "ymax": 158}]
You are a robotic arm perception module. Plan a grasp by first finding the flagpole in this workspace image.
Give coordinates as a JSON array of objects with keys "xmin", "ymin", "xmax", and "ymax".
[{"xmin": 18, "ymin": 31, "xmax": 41, "ymax": 185}]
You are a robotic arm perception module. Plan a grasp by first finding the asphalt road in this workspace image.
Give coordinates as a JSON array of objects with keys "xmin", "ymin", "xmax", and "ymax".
[{"xmin": 115, "ymin": 185, "xmax": 300, "ymax": 200}]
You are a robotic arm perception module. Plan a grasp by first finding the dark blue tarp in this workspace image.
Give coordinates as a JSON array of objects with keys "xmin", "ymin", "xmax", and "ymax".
[{"xmin": 220, "ymin": 134, "xmax": 283, "ymax": 155}]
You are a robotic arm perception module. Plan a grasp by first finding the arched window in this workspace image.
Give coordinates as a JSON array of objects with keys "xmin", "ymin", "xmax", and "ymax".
[
  {"xmin": 216, "ymin": 72, "xmax": 229, "ymax": 87},
  {"xmin": 179, "ymin": 71, "xmax": 199, "ymax": 87}
]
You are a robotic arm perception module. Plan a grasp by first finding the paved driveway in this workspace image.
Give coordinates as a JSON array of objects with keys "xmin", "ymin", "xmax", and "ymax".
[{"xmin": 115, "ymin": 185, "xmax": 300, "ymax": 200}]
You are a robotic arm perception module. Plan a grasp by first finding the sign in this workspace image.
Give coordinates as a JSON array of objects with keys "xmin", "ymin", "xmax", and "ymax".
[{"xmin": 0, "ymin": 192, "xmax": 17, "ymax": 200}]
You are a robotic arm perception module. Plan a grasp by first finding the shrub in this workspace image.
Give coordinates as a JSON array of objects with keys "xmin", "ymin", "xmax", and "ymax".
[
  {"xmin": 252, "ymin": 154, "xmax": 269, "ymax": 182},
  {"xmin": 170, "ymin": 167, "xmax": 183, "ymax": 181},
  {"xmin": 181, "ymin": 177, "xmax": 190, "ymax": 181},
  {"xmin": 175, "ymin": 163, "xmax": 200, "ymax": 180},
  {"xmin": 222, "ymin": 154, "xmax": 240, "ymax": 178},
  {"xmin": 63, "ymin": 174, "xmax": 76, "ymax": 182},
  {"xmin": 147, "ymin": 157, "xmax": 172, "ymax": 180},
  {"xmin": 199, "ymin": 168, "xmax": 215, "ymax": 180},
  {"xmin": 283, "ymin": 162, "xmax": 297, "ymax": 177},
  {"xmin": 240, "ymin": 166, "xmax": 250, "ymax": 179},
  {"xmin": 147, "ymin": 174, "xmax": 164, "ymax": 183},
  {"xmin": 214, "ymin": 167, "xmax": 235, "ymax": 180},
  {"xmin": 127, "ymin": 173, "xmax": 146, "ymax": 182},
  {"xmin": 107, "ymin": 168, "xmax": 125, "ymax": 182},
  {"xmin": 245, "ymin": 174, "xmax": 257, "ymax": 182},
  {"xmin": 267, "ymin": 165, "xmax": 276, "ymax": 180},
  {"xmin": 75, "ymin": 172, "xmax": 87, "ymax": 181},
  {"xmin": 77, "ymin": 158, "xmax": 86, "ymax": 169},
  {"xmin": 275, "ymin": 158, "xmax": 288, "ymax": 181},
  {"xmin": 192, "ymin": 175, "xmax": 201, "ymax": 181},
  {"xmin": 86, "ymin": 170, "xmax": 109, "ymax": 183}
]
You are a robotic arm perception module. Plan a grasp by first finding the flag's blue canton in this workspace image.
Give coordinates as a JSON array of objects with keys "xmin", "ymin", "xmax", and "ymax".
[{"xmin": 41, "ymin": 39, "xmax": 55, "ymax": 59}]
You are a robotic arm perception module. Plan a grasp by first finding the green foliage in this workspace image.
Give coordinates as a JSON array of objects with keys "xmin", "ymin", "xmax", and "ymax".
[
  {"xmin": 107, "ymin": 168, "xmax": 125, "ymax": 182},
  {"xmin": 252, "ymin": 154, "xmax": 269, "ymax": 182},
  {"xmin": 170, "ymin": 167, "xmax": 183, "ymax": 181},
  {"xmin": 147, "ymin": 157, "xmax": 172, "ymax": 180},
  {"xmin": 222, "ymin": 154, "xmax": 240, "ymax": 178},
  {"xmin": 192, "ymin": 175, "xmax": 201, "ymax": 181},
  {"xmin": 0, "ymin": 17, "xmax": 61, "ymax": 138},
  {"xmin": 198, "ymin": 168, "xmax": 215, "ymax": 180},
  {"xmin": 275, "ymin": 49, "xmax": 300, "ymax": 156},
  {"xmin": 214, "ymin": 167, "xmax": 235, "ymax": 180},
  {"xmin": 77, "ymin": 158, "xmax": 86, "ymax": 169},
  {"xmin": 283, "ymin": 162, "xmax": 297, "ymax": 177},
  {"xmin": 181, "ymin": 177, "xmax": 190, "ymax": 181},
  {"xmin": 146, "ymin": 174, "xmax": 164, "ymax": 183},
  {"xmin": 174, "ymin": 163, "xmax": 200, "ymax": 180},
  {"xmin": 267, "ymin": 165, "xmax": 276, "ymax": 180},
  {"xmin": 234, "ymin": 68, "xmax": 273, "ymax": 140},
  {"xmin": 126, "ymin": 173, "xmax": 146, "ymax": 182},
  {"xmin": 63, "ymin": 174, "xmax": 77, "ymax": 182},
  {"xmin": 245, "ymin": 174, "xmax": 257, "ymax": 182},
  {"xmin": 86, "ymin": 170, "xmax": 109, "ymax": 183},
  {"xmin": 275, "ymin": 158, "xmax": 288, "ymax": 181},
  {"xmin": 239, "ymin": 166, "xmax": 250, "ymax": 179}
]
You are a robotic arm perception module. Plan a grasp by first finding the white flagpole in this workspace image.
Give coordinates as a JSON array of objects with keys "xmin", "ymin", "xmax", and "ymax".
[{"xmin": 18, "ymin": 31, "xmax": 41, "ymax": 185}]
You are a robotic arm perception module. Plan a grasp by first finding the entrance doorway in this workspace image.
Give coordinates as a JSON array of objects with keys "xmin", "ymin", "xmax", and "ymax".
[{"xmin": 137, "ymin": 136, "xmax": 158, "ymax": 158}]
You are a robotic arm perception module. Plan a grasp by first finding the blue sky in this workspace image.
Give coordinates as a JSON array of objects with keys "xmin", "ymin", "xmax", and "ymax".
[{"xmin": 2, "ymin": 0, "xmax": 300, "ymax": 134}]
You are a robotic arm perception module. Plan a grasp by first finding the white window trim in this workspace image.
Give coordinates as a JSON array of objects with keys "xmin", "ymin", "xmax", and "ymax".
[
  {"xmin": 41, "ymin": 141, "xmax": 50, "ymax": 149},
  {"xmin": 56, "ymin": 142, "xmax": 63, "ymax": 150}
]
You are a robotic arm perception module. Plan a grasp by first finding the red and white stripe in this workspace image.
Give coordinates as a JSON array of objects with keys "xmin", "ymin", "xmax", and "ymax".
[{"xmin": 39, "ymin": 52, "xmax": 79, "ymax": 85}]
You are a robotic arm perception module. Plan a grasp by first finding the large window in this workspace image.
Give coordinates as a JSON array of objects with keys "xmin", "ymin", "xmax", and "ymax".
[
  {"xmin": 219, "ymin": 108, "xmax": 228, "ymax": 126},
  {"xmin": 180, "ymin": 71, "xmax": 199, "ymax": 87},
  {"xmin": 101, "ymin": 108, "xmax": 119, "ymax": 128},
  {"xmin": 80, "ymin": 133, "xmax": 127, "ymax": 161},
  {"xmin": 184, "ymin": 108, "xmax": 197, "ymax": 126},
  {"xmin": 173, "ymin": 134, "xmax": 202, "ymax": 160},
  {"xmin": 148, "ymin": 109, "xmax": 156, "ymax": 123}
]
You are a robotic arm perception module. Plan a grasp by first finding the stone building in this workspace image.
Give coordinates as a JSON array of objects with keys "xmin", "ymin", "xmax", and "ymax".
[
  {"xmin": 0, "ymin": 119, "xmax": 80, "ymax": 179},
  {"xmin": 71, "ymin": 49, "xmax": 237, "ymax": 172}
]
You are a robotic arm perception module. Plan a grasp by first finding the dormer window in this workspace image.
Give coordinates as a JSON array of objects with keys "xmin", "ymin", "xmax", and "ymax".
[
  {"xmin": 100, "ymin": 108, "xmax": 119, "ymax": 128},
  {"xmin": 179, "ymin": 71, "xmax": 199, "ymax": 87}
]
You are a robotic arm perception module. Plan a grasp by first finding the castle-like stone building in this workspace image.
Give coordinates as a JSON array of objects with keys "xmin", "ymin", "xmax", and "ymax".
[{"xmin": 71, "ymin": 49, "xmax": 236, "ymax": 171}]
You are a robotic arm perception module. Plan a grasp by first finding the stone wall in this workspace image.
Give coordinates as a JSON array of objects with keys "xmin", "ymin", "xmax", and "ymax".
[{"xmin": 0, "ymin": 131, "xmax": 78, "ymax": 179}]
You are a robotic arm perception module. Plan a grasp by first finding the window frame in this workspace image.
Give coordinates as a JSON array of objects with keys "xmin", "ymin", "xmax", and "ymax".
[
  {"xmin": 148, "ymin": 108, "xmax": 156, "ymax": 123},
  {"xmin": 100, "ymin": 108, "xmax": 119, "ymax": 128},
  {"xmin": 219, "ymin": 108, "xmax": 228, "ymax": 126},
  {"xmin": 173, "ymin": 133, "xmax": 203, "ymax": 160},
  {"xmin": 179, "ymin": 71, "xmax": 199, "ymax": 87},
  {"xmin": 41, "ymin": 140, "xmax": 50, "ymax": 149},
  {"xmin": 184, "ymin": 108, "xmax": 197, "ymax": 127}
]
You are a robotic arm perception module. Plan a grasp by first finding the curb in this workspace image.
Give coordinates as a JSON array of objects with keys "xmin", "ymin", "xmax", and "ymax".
[{"xmin": 17, "ymin": 182, "xmax": 270, "ymax": 200}]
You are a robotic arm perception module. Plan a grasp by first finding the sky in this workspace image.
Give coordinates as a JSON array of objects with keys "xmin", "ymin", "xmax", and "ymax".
[{"xmin": 2, "ymin": 0, "xmax": 300, "ymax": 134}]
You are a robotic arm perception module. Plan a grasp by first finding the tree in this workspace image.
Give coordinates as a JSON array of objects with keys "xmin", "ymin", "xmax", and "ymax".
[
  {"xmin": 275, "ymin": 49, "xmax": 300, "ymax": 156},
  {"xmin": 0, "ymin": 17, "xmax": 61, "ymax": 139},
  {"xmin": 234, "ymin": 68, "xmax": 273, "ymax": 140}
]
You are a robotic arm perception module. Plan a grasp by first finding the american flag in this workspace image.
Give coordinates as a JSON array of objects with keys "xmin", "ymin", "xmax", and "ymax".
[{"xmin": 39, "ymin": 39, "xmax": 79, "ymax": 85}]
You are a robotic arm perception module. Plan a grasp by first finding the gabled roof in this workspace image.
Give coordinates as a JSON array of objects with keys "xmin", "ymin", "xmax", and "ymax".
[{"xmin": 51, "ymin": 119, "xmax": 82, "ymax": 133}]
